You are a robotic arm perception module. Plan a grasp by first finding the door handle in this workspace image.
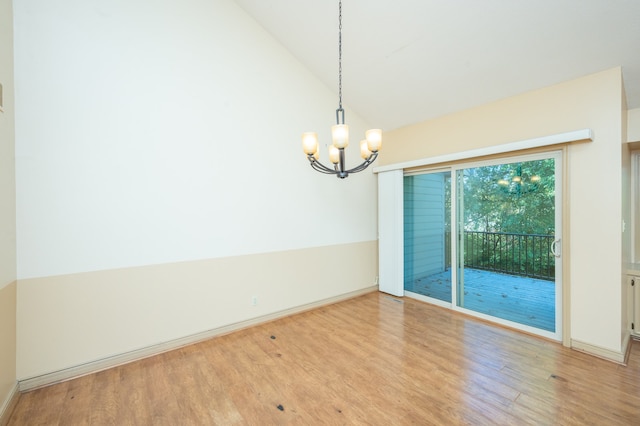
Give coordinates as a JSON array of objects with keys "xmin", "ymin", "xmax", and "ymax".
[{"xmin": 551, "ymin": 239, "xmax": 561, "ymax": 258}]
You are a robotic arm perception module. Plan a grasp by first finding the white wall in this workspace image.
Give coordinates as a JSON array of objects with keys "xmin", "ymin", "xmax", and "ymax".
[
  {"xmin": 0, "ymin": 0, "xmax": 17, "ymax": 413},
  {"xmin": 14, "ymin": 0, "xmax": 379, "ymax": 379},
  {"xmin": 15, "ymin": 0, "xmax": 377, "ymax": 280}
]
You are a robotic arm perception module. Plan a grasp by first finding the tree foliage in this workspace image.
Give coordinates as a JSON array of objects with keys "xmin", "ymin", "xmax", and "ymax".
[{"xmin": 460, "ymin": 159, "xmax": 555, "ymax": 235}]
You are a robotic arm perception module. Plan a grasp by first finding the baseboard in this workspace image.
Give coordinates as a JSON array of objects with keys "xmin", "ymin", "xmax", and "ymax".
[
  {"xmin": 19, "ymin": 286, "xmax": 377, "ymax": 392},
  {"xmin": 0, "ymin": 383, "xmax": 19, "ymax": 426},
  {"xmin": 570, "ymin": 338, "xmax": 627, "ymax": 364}
]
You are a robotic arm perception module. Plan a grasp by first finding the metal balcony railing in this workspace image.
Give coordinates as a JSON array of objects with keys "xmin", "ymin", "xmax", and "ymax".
[{"xmin": 446, "ymin": 231, "xmax": 555, "ymax": 280}]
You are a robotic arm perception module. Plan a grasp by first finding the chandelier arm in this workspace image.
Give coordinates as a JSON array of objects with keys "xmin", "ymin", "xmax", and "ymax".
[
  {"xmin": 308, "ymin": 157, "xmax": 339, "ymax": 174},
  {"xmin": 344, "ymin": 152, "xmax": 379, "ymax": 174},
  {"xmin": 311, "ymin": 163, "xmax": 335, "ymax": 174},
  {"xmin": 312, "ymin": 165, "xmax": 339, "ymax": 175},
  {"xmin": 344, "ymin": 161, "xmax": 373, "ymax": 174}
]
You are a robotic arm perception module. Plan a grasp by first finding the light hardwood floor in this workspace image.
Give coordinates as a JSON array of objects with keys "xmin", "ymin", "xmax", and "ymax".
[{"xmin": 7, "ymin": 292, "xmax": 640, "ymax": 425}]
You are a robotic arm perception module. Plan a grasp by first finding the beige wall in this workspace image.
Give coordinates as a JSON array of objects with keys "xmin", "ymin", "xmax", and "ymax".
[
  {"xmin": 0, "ymin": 283, "xmax": 16, "ymax": 411},
  {"xmin": 629, "ymin": 108, "xmax": 640, "ymax": 142},
  {"xmin": 381, "ymin": 68, "xmax": 626, "ymax": 356},
  {"xmin": 0, "ymin": 0, "xmax": 16, "ymax": 285},
  {"xmin": 17, "ymin": 241, "xmax": 377, "ymax": 379},
  {"xmin": 0, "ymin": 0, "xmax": 17, "ymax": 413}
]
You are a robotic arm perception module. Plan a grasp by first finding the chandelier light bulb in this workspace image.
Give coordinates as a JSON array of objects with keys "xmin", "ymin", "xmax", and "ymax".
[
  {"xmin": 302, "ymin": 132, "xmax": 319, "ymax": 155},
  {"xmin": 360, "ymin": 140, "xmax": 372, "ymax": 160},
  {"xmin": 365, "ymin": 129, "xmax": 382, "ymax": 152},
  {"xmin": 331, "ymin": 124, "xmax": 349, "ymax": 149},
  {"xmin": 329, "ymin": 145, "xmax": 340, "ymax": 164}
]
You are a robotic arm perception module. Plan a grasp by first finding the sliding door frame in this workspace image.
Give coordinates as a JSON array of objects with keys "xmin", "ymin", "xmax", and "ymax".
[{"xmin": 375, "ymin": 129, "xmax": 585, "ymax": 346}]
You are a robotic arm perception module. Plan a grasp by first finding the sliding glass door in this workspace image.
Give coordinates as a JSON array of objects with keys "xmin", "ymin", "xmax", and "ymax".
[{"xmin": 404, "ymin": 152, "xmax": 562, "ymax": 340}]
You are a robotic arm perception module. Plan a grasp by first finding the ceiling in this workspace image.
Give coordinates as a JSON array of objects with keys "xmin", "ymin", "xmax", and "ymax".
[{"xmin": 234, "ymin": 0, "xmax": 640, "ymax": 131}]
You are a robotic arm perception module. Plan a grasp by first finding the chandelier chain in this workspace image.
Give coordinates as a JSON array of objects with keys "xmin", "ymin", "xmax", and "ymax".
[{"xmin": 338, "ymin": 0, "xmax": 343, "ymax": 110}]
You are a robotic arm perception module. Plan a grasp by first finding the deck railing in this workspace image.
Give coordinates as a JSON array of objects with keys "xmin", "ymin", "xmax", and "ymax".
[{"xmin": 445, "ymin": 231, "xmax": 555, "ymax": 280}]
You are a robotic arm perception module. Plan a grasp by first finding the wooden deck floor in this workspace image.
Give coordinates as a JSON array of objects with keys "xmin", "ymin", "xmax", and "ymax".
[
  {"xmin": 7, "ymin": 292, "xmax": 640, "ymax": 425},
  {"xmin": 405, "ymin": 268, "xmax": 555, "ymax": 331}
]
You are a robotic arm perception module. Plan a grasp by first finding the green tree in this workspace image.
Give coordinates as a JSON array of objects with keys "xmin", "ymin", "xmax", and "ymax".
[{"xmin": 461, "ymin": 159, "xmax": 555, "ymax": 235}]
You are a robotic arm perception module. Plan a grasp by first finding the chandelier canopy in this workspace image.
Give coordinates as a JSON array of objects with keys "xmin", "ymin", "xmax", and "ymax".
[{"xmin": 302, "ymin": 0, "xmax": 382, "ymax": 179}]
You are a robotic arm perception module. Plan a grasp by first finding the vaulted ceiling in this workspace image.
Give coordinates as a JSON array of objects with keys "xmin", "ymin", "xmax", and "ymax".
[{"xmin": 234, "ymin": 0, "xmax": 640, "ymax": 131}]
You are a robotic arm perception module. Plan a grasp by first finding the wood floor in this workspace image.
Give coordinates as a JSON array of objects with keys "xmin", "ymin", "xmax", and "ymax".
[{"xmin": 7, "ymin": 292, "xmax": 640, "ymax": 425}]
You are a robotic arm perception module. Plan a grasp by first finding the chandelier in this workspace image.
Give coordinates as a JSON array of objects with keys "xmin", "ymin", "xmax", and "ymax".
[
  {"xmin": 497, "ymin": 164, "xmax": 541, "ymax": 196},
  {"xmin": 301, "ymin": 0, "xmax": 382, "ymax": 179}
]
